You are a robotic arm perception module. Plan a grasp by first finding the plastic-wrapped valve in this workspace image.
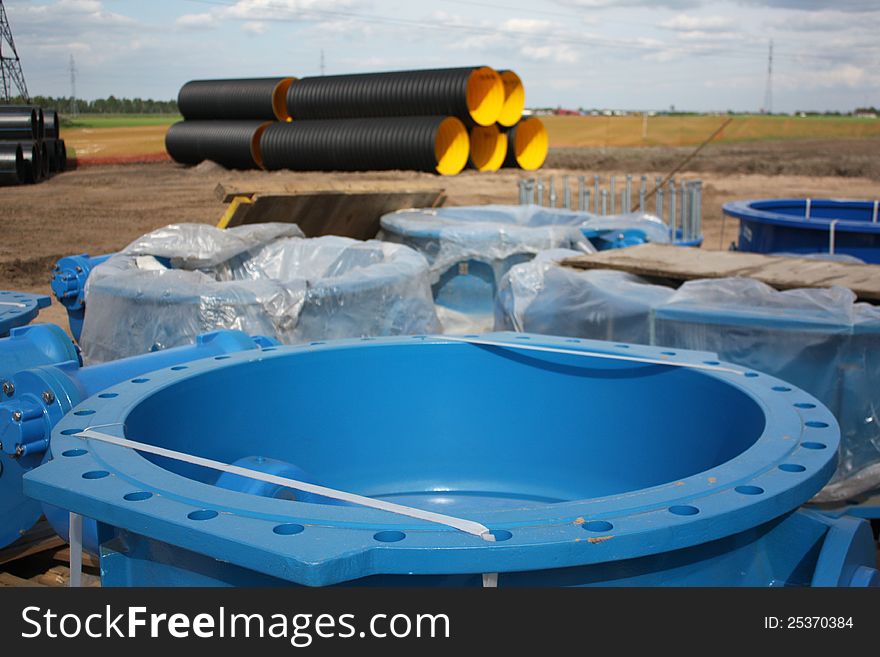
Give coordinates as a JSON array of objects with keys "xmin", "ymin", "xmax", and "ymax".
[
  {"xmin": 496, "ymin": 253, "xmax": 880, "ymax": 501},
  {"xmin": 81, "ymin": 223, "xmax": 440, "ymax": 363}
]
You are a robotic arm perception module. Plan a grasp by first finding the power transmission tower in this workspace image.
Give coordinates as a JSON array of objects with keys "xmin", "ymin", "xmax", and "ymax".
[
  {"xmin": 69, "ymin": 54, "xmax": 78, "ymax": 117},
  {"xmin": 762, "ymin": 39, "xmax": 773, "ymax": 115},
  {"xmin": 0, "ymin": 0, "xmax": 29, "ymax": 102}
]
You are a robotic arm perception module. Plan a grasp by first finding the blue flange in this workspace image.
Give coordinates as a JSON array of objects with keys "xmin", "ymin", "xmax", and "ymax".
[
  {"xmin": 0, "ymin": 329, "xmax": 278, "ymax": 549},
  {"xmin": 0, "ymin": 291, "xmax": 51, "ymax": 337},
  {"xmin": 50, "ymin": 254, "xmax": 111, "ymax": 341},
  {"xmin": 23, "ymin": 333, "xmax": 877, "ymax": 586}
]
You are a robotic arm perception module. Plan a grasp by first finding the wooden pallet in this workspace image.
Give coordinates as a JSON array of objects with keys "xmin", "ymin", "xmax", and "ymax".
[
  {"xmin": 214, "ymin": 182, "xmax": 446, "ymax": 240},
  {"xmin": 562, "ymin": 244, "xmax": 880, "ymax": 302},
  {"xmin": 0, "ymin": 522, "xmax": 100, "ymax": 587}
]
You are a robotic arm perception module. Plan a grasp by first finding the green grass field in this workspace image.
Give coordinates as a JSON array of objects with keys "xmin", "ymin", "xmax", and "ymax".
[
  {"xmin": 542, "ymin": 114, "xmax": 880, "ymax": 147},
  {"xmin": 60, "ymin": 114, "xmax": 181, "ymax": 129}
]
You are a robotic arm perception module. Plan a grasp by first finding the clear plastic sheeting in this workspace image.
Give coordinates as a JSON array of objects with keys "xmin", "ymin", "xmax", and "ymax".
[
  {"xmin": 496, "ymin": 261, "xmax": 880, "ymax": 501},
  {"xmin": 379, "ymin": 205, "xmax": 669, "ymax": 334},
  {"xmin": 81, "ymin": 223, "xmax": 440, "ymax": 363}
]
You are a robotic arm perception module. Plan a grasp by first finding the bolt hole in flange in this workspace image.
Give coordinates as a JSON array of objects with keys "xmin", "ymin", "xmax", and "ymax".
[
  {"xmin": 374, "ymin": 530, "xmax": 406, "ymax": 543},
  {"xmin": 124, "ymin": 491, "xmax": 153, "ymax": 501},
  {"xmin": 779, "ymin": 463, "xmax": 806, "ymax": 472},
  {"xmin": 735, "ymin": 485, "xmax": 764, "ymax": 495},
  {"xmin": 188, "ymin": 509, "xmax": 218, "ymax": 521},
  {"xmin": 669, "ymin": 505, "xmax": 700, "ymax": 516},
  {"xmin": 583, "ymin": 521, "xmax": 613, "ymax": 532}
]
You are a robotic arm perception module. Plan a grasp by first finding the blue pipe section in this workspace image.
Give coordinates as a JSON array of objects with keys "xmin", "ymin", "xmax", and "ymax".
[
  {"xmin": 50, "ymin": 254, "xmax": 112, "ymax": 341},
  {"xmin": 0, "ymin": 329, "xmax": 279, "ymax": 550},
  {"xmin": 0, "ymin": 324, "xmax": 80, "ymax": 385}
]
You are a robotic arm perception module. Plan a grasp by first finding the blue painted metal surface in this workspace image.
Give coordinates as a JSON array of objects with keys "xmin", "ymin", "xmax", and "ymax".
[
  {"xmin": 23, "ymin": 333, "xmax": 878, "ymax": 586},
  {"xmin": 0, "ymin": 329, "xmax": 277, "ymax": 549},
  {"xmin": 50, "ymin": 254, "xmax": 111, "ymax": 341},
  {"xmin": 0, "ymin": 324, "xmax": 80, "ymax": 384},
  {"xmin": 0, "ymin": 291, "xmax": 52, "ymax": 337},
  {"xmin": 723, "ymin": 198, "xmax": 880, "ymax": 263}
]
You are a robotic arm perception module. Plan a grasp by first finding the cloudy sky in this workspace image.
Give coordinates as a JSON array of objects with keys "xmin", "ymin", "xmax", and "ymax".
[{"xmin": 4, "ymin": 0, "xmax": 879, "ymax": 112}]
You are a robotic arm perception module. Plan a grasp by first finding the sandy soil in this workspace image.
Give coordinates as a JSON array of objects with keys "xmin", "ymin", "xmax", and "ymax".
[{"xmin": 3, "ymin": 139, "xmax": 878, "ymax": 330}]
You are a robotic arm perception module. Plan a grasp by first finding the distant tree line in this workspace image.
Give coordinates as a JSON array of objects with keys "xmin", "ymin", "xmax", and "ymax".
[{"xmin": 6, "ymin": 95, "xmax": 178, "ymax": 114}]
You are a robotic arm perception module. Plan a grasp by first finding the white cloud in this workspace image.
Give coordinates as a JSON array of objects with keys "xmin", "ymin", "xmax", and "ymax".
[
  {"xmin": 661, "ymin": 14, "xmax": 735, "ymax": 31},
  {"xmin": 242, "ymin": 21, "xmax": 269, "ymax": 35},
  {"xmin": 175, "ymin": 13, "xmax": 218, "ymax": 30},
  {"xmin": 522, "ymin": 44, "xmax": 579, "ymax": 63}
]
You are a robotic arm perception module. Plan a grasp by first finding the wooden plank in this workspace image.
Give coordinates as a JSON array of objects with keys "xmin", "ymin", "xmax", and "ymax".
[
  {"xmin": 562, "ymin": 244, "xmax": 880, "ymax": 302},
  {"xmin": 220, "ymin": 190, "xmax": 446, "ymax": 240},
  {"xmin": 215, "ymin": 181, "xmax": 446, "ymax": 203},
  {"xmin": 0, "ymin": 572, "xmax": 46, "ymax": 587}
]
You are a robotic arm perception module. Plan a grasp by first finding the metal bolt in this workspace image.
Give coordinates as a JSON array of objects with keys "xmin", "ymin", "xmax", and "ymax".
[
  {"xmin": 75, "ymin": 266, "xmax": 83, "ymax": 273},
  {"xmin": 12, "ymin": 410, "xmax": 22, "ymax": 422},
  {"xmin": 41, "ymin": 391, "xmax": 55, "ymax": 405},
  {"xmin": 2, "ymin": 381, "xmax": 13, "ymax": 397},
  {"xmin": 15, "ymin": 445, "xmax": 24, "ymax": 458}
]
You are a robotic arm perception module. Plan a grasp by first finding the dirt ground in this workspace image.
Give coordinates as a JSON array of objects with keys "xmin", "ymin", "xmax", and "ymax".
[{"xmin": 2, "ymin": 138, "xmax": 878, "ymax": 330}]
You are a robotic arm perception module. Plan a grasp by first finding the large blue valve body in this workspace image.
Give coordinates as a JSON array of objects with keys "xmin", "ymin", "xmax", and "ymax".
[{"xmin": 23, "ymin": 333, "xmax": 879, "ymax": 587}]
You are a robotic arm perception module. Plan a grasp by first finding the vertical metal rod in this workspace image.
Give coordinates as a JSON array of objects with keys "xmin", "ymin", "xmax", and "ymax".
[
  {"xmin": 621, "ymin": 188, "xmax": 628, "ymax": 216},
  {"xmin": 529, "ymin": 179, "xmax": 537, "ymax": 205},
  {"xmin": 593, "ymin": 175, "xmax": 600, "ymax": 214},
  {"xmin": 584, "ymin": 189, "xmax": 591, "ymax": 214},
  {"xmin": 680, "ymin": 180, "xmax": 688, "ymax": 242},
  {"xmin": 549, "ymin": 175, "xmax": 557, "ymax": 208},
  {"xmin": 577, "ymin": 176, "xmax": 585, "ymax": 211},
  {"xmin": 656, "ymin": 187, "xmax": 664, "ymax": 222},
  {"xmin": 518, "ymin": 180, "xmax": 525, "ymax": 205},
  {"xmin": 537, "ymin": 178, "xmax": 544, "ymax": 206},
  {"xmin": 563, "ymin": 176, "xmax": 571, "ymax": 210},
  {"xmin": 601, "ymin": 188, "xmax": 608, "ymax": 216},
  {"xmin": 639, "ymin": 175, "xmax": 647, "ymax": 213},
  {"xmin": 625, "ymin": 175, "xmax": 632, "ymax": 213},
  {"xmin": 668, "ymin": 183, "xmax": 677, "ymax": 242},
  {"xmin": 69, "ymin": 512, "xmax": 83, "ymax": 588},
  {"xmin": 610, "ymin": 176, "xmax": 616, "ymax": 214},
  {"xmin": 695, "ymin": 181, "xmax": 702, "ymax": 239}
]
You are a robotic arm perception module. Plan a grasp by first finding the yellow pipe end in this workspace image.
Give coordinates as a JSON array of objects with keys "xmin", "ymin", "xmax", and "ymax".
[
  {"xmin": 435, "ymin": 117, "xmax": 470, "ymax": 176},
  {"xmin": 250, "ymin": 121, "xmax": 272, "ymax": 169},
  {"xmin": 272, "ymin": 77, "xmax": 297, "ymax": 121},
  {"xmin": 466, "ymin": 67, "xmax": 504, "ymax": 127},
  {"xmin": 497, "ymin": 70, "xmax": 525, "ymax": 128},
  {"xmin": 513, "ymin": 117, "xmax": 548, "ymax": 171},
  {"xmin": 469, "ymin": 124, "xmax": 507, "ymax": 172}
]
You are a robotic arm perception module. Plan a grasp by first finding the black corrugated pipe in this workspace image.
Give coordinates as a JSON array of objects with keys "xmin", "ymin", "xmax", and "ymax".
[
  {"xmin": 178, "ymin": 78, "xmax": 296, "ymax": 121},
  {"xmin": 502, "ymin": 117, "xmax": 548, "ymax": 171},
  {"xmin": 0, "ymin": 107, "xmax": 39, "ymax": 140},
  {"xmin": 260, "ymin": 116, "xmax": 470, "ymax": 175},
  {"xmin": 0, "ymin": 143, "xmax": 25, "ymax": 186},
  {"xmin": 165, "ymin": 120, "xmax": 271, "ymax": 170},
  {"xmin": 11, "ymin": 141, "xmax": 41, "ymax": 183},
  {"xmin": 286, "ymin": 67, "xmax": 504, "ymax": 127},
  {"xmin": 44, "ymin": 109, "xmax": 61, "ymax": 139}
]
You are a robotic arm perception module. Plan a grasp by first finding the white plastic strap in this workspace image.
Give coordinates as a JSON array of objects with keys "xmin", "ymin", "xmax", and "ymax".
[
  {"xmin": 0, "ymin": 301, "xmax": 27, "ymax": 308},
  {"xmin": 805, "ymin": 198, "xmax": 812, "ymax": 220},
  {"xmin": 873, "ymin": 200, "xmax": 878, "ymax": 224},
  {"xmin": 439, "ymin": 335, "xmax": 744, "ymax": 376},
  {"xmin": 69, "ymin": 512, "xmax": 83, "ymax": 588},
  {"xmin": 75, "ymin": 429, "xmax": 495, "ymax": 541},
  {"xmin": 829, "ymin": 219, "xmax": 839, "ymax": 254}
]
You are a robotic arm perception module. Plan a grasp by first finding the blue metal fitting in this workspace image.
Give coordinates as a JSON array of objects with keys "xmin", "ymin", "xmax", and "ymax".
[
  {"xmin": 50, "ymin": 254, "xmax": 112, "ymax": 341},
  {"xmin": 22, "ymin": 333, "xmax": 879, "ymax": 586},
  {"xmin": 0, "ymin": 329, "xmax": 279, "ymax": 550},
  {"xmin": 0, "ymin": 291, "xmax": 51, "ymax": 338}
]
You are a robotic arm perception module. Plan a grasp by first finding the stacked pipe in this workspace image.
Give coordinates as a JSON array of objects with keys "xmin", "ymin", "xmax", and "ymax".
[
  {"xmin": 0, "ymin": 105, "xmax": 67, "ymax": 186},
  {"xmin": 166, "ymin": 67, "xmax": 547, "ymax": 175}
]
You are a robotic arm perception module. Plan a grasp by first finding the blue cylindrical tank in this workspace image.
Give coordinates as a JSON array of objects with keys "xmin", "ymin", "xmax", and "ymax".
[
  {"xmin": 0, "ymin": 329, "xmax": 277, "ymax": 549},
  {"xmin": 23, "ymin": 334, "xmax": 879, "ymax": 587},
  {"xmin": 723, "ymin": 198, "xmax": 880, "ymax": 263}
]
